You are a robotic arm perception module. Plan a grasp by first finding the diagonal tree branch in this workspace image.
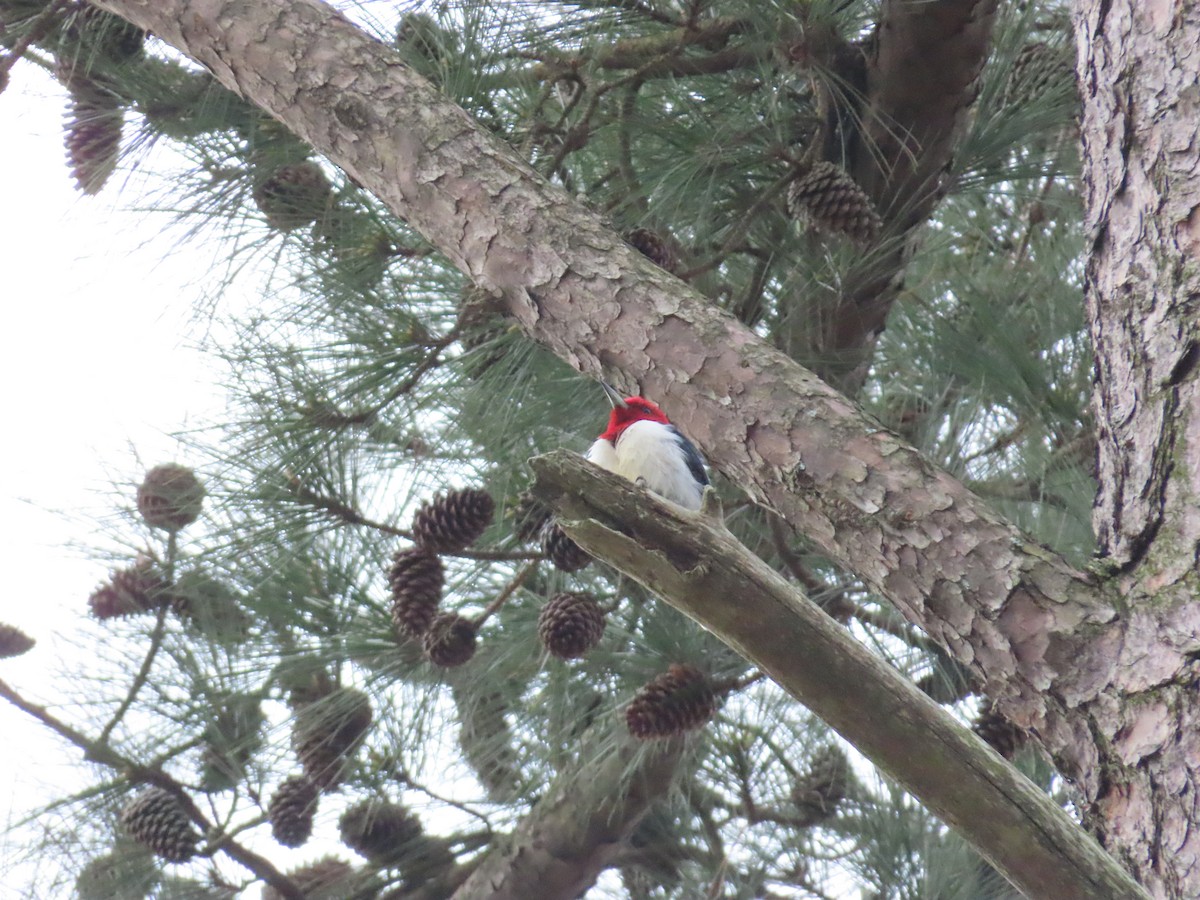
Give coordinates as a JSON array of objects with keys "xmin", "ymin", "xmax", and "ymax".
[{"xmin": 527, "ymin": 450, "xmax": 1145, "ymax": 900}]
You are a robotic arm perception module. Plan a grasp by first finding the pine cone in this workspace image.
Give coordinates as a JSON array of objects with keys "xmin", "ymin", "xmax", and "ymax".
[
  {"xmin": 537, "ymin": 592, "xmax": 606, "ymax": 659},
  {"xmin": 1005, "ymin": 42, "xmax": 1074, "ymax": 106},
  {"xmin": 423, "ymin": 613, "xmax": 477, "ymax": 668},
  {"xmin": 625, "ymin": 664, "xmax": 718, "ymax": 740},
  {"xmin": 974, "ymin": 707, "xmax": 1027, "ymax": 760},
  {"xmin": 791, "ymin": 745, "xmax": 851, "ymax": 823},
  {"xmin": 253, "ymin": 161, "xmax": 333, "ymax": 231},
  {"xmin": 339, "ymin": 798, "xmax": 423, "ymax": 862},
  {"xmin": 412, "ymin": 488, "xmax": 495, "ymax": 552},
  {"xmin": 119, "ymin": 788, "xmax": 200, "ymax": 863},
  {"xmin": 786, "ymin": 161, "xmax": 882, "ymax": 244},
  {"xmin": 626, "ymin": 227, "xmax": 680, "ymax": 274},
  {"xmin": 63, "ymin": 86, "xmax": 123, "ymax": 195},
  {"xmin": 89, "ymin": 560, "xmax": 169, "ymax": 619},
  {"xmin": 510, "ymin": 490, "xmax": 552, "ymax": 545},
  {"xmin": 263, "ymin": 857, "xmax": 357, "ymax": 900},
  {"xmin": 200, "ymin": 694, "xmax": 264, "ymax": 791},
  {"xmin": 292, "ymin": 687, "xmax": 374, "ymax": 790},
  {"xmin": 268, "ymin": 775, "xmax": 319, "ymax": 848},
  {"xmin": 0, "ymin": 622, "xmax": 35, "ymax": 658},
  {"xmin": 137, "ymin": 464, "xmax": 205, "ymax": 531},
  {"xmin": 542, "ymin": 521, "xmax": 590, "ymax": 572},
  {"xmin": 388, "ymin": 549, "xmax": 445, "ymax": 638}
]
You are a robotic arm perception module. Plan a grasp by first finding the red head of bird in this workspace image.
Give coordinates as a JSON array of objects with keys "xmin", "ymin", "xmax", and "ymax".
[{"xmin": 588, "ymin": 381, "xmax": 708, "ymax": 509}]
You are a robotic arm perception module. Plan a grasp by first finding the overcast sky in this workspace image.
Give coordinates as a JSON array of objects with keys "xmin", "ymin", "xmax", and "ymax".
[{"xmin": 0, "ymin": 64, "xmax": 231, "ymax": 893}]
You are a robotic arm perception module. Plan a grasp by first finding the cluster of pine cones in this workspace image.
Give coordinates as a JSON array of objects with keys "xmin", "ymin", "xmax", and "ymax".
[{"xmin": 388, "ymin": 486, "xmax": 726, "ymax": 741}]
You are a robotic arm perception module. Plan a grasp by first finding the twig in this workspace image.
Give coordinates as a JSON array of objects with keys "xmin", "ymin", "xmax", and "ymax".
[
  {"xmin": 286, "ymin": 480, "xmax": 544, "ymax": 561},
  {"xmin": 0, "ymin": 0, "xmax": 69, "ymax": 86},
  {"xmin": 395, "ymin": 769, "xmax": 494, "ymax": 832},
  {"xmin": 473, "ymin": 560, "xmax": 539, "ymax": 627},
  {"xmin": 680, "ymin": 170, "xmax": 795, "ymax": 280},
  {"xmin": 99, "ymin": 603, "xmax": 170, "ymax": 743},
  {"xmin": 0, "ymin": 676, "xmax": 304, "ymax": 899}
]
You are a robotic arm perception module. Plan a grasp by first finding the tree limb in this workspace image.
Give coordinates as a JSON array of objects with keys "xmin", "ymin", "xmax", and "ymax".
[
  {"xmin": 450, "ymin": 727, "xmax": 686, "ymax": 900},
  {"xmin": 527, "ymin": 450, "xmax": 1145, "ymax": 900}
]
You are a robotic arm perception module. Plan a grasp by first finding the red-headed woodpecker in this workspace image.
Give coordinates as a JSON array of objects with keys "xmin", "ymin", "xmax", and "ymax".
[{"xmin": 586, "ymin": 382, "xmax": 709, "ymax": 509}]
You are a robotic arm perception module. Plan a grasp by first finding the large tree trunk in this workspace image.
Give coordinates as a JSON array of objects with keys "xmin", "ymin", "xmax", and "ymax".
[
  {"xmin": 92, "ymin": 0, "xmax": 1200, "ymax": 895},
  {"xmin": 1072, "ymin": 1, "xmax": 1200, "ymax": 894}
]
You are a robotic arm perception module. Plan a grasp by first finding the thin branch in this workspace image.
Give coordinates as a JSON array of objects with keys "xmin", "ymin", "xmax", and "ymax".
[
  {"xmin": 0, "ymin": 676, "xmax": 304, "ymax": 899},
  {"xmin": 285, "ymin": 479, "xmax": 544, "ymax": 561},
  {"xmin": 473, "ymin": 560, "xmax": 539, "ymax": 627},
  {"xmin": 680, "ymin": 171, "xmax": 795, "ymax": 280},
  {"xmin": 394, "ymin": 769, "xmax": 494, "ymax": 833},
  {"xmin": 99, "ymin": 603, "xmax": 170, "ymax": 744},
  {"xmin": 0, "ymin": 0, "xmax": 69, "ymax": 85}
]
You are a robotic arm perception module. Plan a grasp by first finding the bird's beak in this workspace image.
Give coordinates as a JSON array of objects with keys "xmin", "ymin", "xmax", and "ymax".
[{"xmin": 600, "ymin": 380, "xmax": 628, "ymax": 409}]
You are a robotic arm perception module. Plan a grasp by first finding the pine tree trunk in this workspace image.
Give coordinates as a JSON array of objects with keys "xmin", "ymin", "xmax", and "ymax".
[
  {"xmin": 90, "ymin": 0, "xmax": 1200, "ymax": 894},
  {"xmin": 1071, "ymin": 2, "xmax": 1200, "ymax": 895}
]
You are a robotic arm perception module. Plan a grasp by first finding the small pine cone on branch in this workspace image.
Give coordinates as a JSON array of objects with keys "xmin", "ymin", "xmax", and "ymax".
[
  {"xmin": 626, "ymin": 227, "xmax": 680, "ymax": 274},
  {"xmin": 537, "ymin": 592, "xmax": 606, "ymax": 659},
  {"xmin": 510, "ymin": 490, "xmax": 552, "ymax": 545},
  {"xmin": 88, "ymin": 560, "xmax": 169, "ymax": 620},
  {"xmin": 411, "ymin": 488, "xmax": 495, "ymax": 552},
  {"xmin": 268, "ymin": 775, "xmax": 319, "ymax": 848},
  {"xmin": 253, "ymin": 161, "xmax": 333, "ymax": 231},
  {"xmin": 1005, "ymin": 42, "xmax": 1074, "ymax": 107},
  {"xmin": 423, "ymin": 613, "xmax": 477, "ymax": 668},
  {"xmin": 626, "ymin": 664, "xmax": 718, "ymax": 740},
  {"xmin": 339, "ymin": 798, "xmax": 423, "ymax": 863},
  {"xmin": 292, "ymin": 687, "xmax": 374, "ymax": 790},
  {"xmin": 119, "ymin": 788, "xmax": 200, "ymax": 863},
  {"xmin": 388, "ymin": 548, "xmax": 444, "ymax": 638},
  {"xmin": 0, "ymin": 622, "xmax": 35, "ymax": 658},
  {"xmin": 137, "ymin": 463, "xmax": 205, "ymax": 532},
  {"xmin": 63, "ymin": 89, "xmax": 123, "ymax": 195},
  {"xmin": 974, "ymin": 707, "xmax": 1027, "ymax": 760},
  {"xmin": 542, "ymin": 521, "xmax": 590, "ymax": 572},
  {"xmin": 791, "ymin": 745, "xmax": 852, "ymax": 824},
  {"xmin": 786, "ymin": 161, "xmax": 882, "ymax": 245}
]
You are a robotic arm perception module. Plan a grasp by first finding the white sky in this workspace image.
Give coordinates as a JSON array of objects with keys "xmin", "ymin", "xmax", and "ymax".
[{"xmin": 0, "ymin": 65, "xmax": 230, "ymax": 895}]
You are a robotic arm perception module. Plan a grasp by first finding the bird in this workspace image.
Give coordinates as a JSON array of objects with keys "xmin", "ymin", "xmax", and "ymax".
[{"xmin": 586, "ymin": 382, "xmax": 708, "ymax": 510}]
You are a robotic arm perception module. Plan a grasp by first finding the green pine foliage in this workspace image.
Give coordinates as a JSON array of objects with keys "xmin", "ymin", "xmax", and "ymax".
[{"xmin": 3, "ymin": 0, "xmax": 1085, "ymax": 896}]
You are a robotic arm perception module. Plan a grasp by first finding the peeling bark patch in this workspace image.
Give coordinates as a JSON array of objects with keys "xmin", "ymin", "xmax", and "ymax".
[
  {"xmin": 1178, "ymin": 206, "xmax": 1200, "ymax": 257},
  {"xmin": 1114, "ymin": 700, "xmax": 1171, "ymax": 764},
  {"xmin": 996, "ymin": 591, "xmax": 1054, "ymax": 690},
  {"xmin": 652, "ymin": 316, "xmax": 708, "ymax": 380},
  {"xmin": 1116, "ymin": 611, "xmax": 1188, "ymax": 692}
]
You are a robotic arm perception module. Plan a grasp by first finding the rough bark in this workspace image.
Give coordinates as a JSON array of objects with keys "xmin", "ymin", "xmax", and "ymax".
[
  {"xmin": 785, "ymin": 0, "xmax": 999, "ymax": 388},
  {"xmin": 452, "ymin": 729, "xmax": 683, "ymax": 900},
  {"xmin": 1072, "ymin": 1, "xmax": 1200, "ymax": 894},
  {"xmin": 530, "ymin": 451, "xmax": 1146, "ymax": 900},
  {"xmin": 89, "ymin": 0, "xmax": 1200, "ymax": 894}
]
